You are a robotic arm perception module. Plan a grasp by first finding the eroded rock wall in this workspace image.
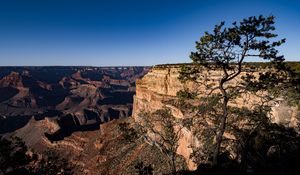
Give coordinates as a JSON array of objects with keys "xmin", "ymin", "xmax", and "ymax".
[{"xmin": 132, "ymin": 65, "xmax": 299, "ymax": 170}]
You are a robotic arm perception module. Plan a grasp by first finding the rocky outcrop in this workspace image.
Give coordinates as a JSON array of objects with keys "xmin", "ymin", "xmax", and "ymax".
[
  {"xmin": 132, "ymin": 65, "xmax": 300, "ymax": 170},
  {"xmin": 0, "ymin": 71, "xmax": 24, "ymax": 88}
]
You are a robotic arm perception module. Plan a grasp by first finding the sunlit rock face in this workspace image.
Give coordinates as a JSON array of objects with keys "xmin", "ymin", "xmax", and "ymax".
[
  {"xmin": 132, "ymin": 65, "xmax": 299, "ymax": 170},
  {"xmin": 132, "ymin": 66, "xmax": 200, "ymax": 170},
  {"xmin": 133, "ymin": 67, "xmax": 197, "ymax": 119},
  {"xmin": 271, "ymin": 101, "xmax": 300, "ymax": 130}
]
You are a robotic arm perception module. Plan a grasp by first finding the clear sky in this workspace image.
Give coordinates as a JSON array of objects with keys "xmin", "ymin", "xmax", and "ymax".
[{"xmin": 0, "ymin": 0, "xmax": 299, "ymax": 66}]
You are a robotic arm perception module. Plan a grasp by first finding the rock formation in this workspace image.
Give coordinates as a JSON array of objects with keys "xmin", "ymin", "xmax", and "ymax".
[
  {"xmin": 132, "ymin": 65, "xmax": 300, "ymax": 170},
  {"xmin": 0, "ymin": 66, "xmax": 149, "ymax": 138}
]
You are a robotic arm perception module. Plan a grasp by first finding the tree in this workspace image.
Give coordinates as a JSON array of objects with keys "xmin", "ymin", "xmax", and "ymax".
[
  {"xmin": 33, "ymin": 149, "xmax": 74, "ymax": 175},
  {"xmin": 118, "ymin": 122, "xmax": 139, "ymax": 143},
  {"xmin": 0, "ymin": 136, "xmax": 74, "ymax": 175},
  {"xmin": 178, "ymin": 15, "xmax": 288, "ymax": 166},
  {"xmin": 0, "ymin": 136, "xmax": 33, "ymax": 174},
  {"xmin": 138, "ymin": 108, "xmax": 183, "ymax": 175},
  {"xmin": 134, "ymin": 161, "xmax": 154, "ymax": 175}
]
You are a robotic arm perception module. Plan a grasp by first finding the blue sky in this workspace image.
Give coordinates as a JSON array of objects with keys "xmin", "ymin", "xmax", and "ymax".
[{"xmin": 0, "ymin": 0, "xmax": 299, "ymax": 66}]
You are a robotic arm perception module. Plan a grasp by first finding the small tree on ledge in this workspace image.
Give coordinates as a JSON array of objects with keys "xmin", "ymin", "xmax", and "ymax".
[
  {"xmin": 138, "ymin": 108, "xmax": 184, "ymax": 175},
  {"xmin": 178, "ymin": 15, "xmax": 288, "ymax": 166}
]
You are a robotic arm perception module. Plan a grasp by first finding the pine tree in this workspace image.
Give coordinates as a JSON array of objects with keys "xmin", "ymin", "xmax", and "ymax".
[{"xmin": 178, "ymin": 15, "xmax": 288, "ymax": 166}]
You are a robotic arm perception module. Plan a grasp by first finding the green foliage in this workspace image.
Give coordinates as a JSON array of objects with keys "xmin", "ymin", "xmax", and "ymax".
[
  {"xmin": 189, "ymin": 15, "xmax": 285, "ymax": 71},
  {"xmin": 0, "ymin": 136, "xmax": 32, "ymax": 174},
  {"xmin": 33, "ymin": 150, "xmax": 74, "ymax": 175},
  {"xmin": 286, "ymin": 62, "xmax": 300, "ymax": 73},
  {"xmin": 176, "ymin": 89, "xmax": 197, "ymax": 100},
  {"xmin": 181, "ymin": 123, "xmax": 300, "ymax": 175},
  {"xmin": 0, "ymin": 136, "xmax": 74, "ymax": 175},
  {"xmin": 138, "ymin": 108, "xmax": 183, "ymax": 174},
  {"xmin": 118, "ymin": 122, "xmax": 139, "ymax": 143},
  {"xmin": 240, "ymin": 124, "xmax": 300, "ymax": 175},
  {"xmin": 178, "ymin": 15, "xmax": 300, "ymax": 169},
  {"xmin": 280, "ymin": 62, "xmax": 300, "ymax": 108},
  {"xmin": 134, "ymin": 161, "xmax": 154, "ymax": 175}
]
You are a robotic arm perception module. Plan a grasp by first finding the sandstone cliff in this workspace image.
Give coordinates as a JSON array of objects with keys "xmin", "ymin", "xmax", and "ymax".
[{"xmin": 132, "ymin": 65, "xmax": 300, "ymax": 170}]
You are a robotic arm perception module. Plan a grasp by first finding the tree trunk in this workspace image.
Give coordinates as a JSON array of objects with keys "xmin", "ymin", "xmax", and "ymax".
[
  {"xmin": 212, "ymin": 84, "xmax": 228, "ymax": 166},
  {"xmin": 171, "ymin": 154, "xmax": 177, "ymax": 175},
  {"xmin": 240, "ymin": 144, "xmax": 248, "ymax": 174}
]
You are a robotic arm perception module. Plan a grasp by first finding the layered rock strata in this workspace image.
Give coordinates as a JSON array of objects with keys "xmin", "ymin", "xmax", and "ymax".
[
  {"xmin": 133, "ymin": 65, "xmax": 300, "ymax": 170},
  {"xmin": 0, "ymin": 66, "xmax": 149, "ymax": 138}
]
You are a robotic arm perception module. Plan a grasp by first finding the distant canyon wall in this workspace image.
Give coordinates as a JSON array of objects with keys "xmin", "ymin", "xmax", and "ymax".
[{"xmin": 0, "ymin": 67, "xmax": 149, "ymax": 139}]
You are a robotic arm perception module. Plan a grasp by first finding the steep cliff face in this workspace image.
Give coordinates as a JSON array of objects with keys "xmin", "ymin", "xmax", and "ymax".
[
  {"xmin": 133, "ymin": 65, "xmax": 300, "ymax": 170},
  {"xmin": 133, "ymin": 67, "xmax": 198, "ymax": 118},
  {"xmin": 133, "ymin": 67, "xmax": 199, "ymax": 169}
]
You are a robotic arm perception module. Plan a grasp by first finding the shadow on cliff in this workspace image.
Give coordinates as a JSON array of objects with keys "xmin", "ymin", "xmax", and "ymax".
[
  {"xmin": 0, "ymin": 115, "xmax": 32, "ymax": 134},
  {"xmin": 22, "ymin": 75, "xmax": 70, "ymax": 107},
  {"xmin": 0, "ymin": 87, "xmax": 19, "ymax": 103},
  {"xmin": 98, "ymin": 90, "xmax": 134, "ymax": 105},
  {"xmin": 178, "ymin": 124, "xmax": 300, "ymax": 175},
  {"xmin": 0, "ymin": 110, "xmax": 63, "ymax": 134},
  {"xmin": 44, "ymin": 110, "xmax": 102, "ymax": 142},
  {"xmin": 33, "ymin": 110, "xmax": 63, "ymax": 121}
]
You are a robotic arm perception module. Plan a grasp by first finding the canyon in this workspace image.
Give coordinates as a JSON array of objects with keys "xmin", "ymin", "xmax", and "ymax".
[
  {"xmin": 0, "ymin": 66, "xmax": 149, "ymax": 138},
  {"xmin": 0, "ymin": 66, "xmax": 170, "ymax": 174},
  {"xmin": 1, "ymin": 64, "xmax": 299, "ymax": 174},
  {"xmin": 0, "ymin": 66, "xmax": 149, "ymax": 145}
]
